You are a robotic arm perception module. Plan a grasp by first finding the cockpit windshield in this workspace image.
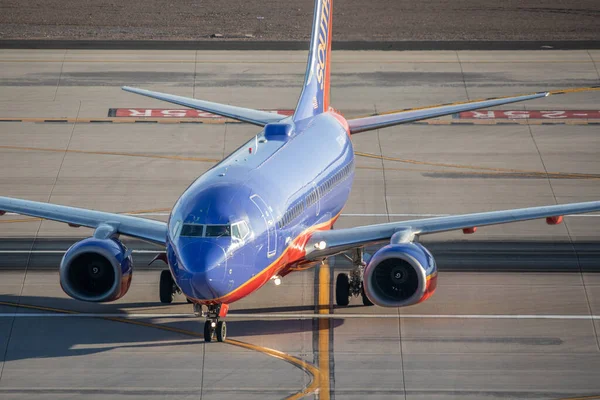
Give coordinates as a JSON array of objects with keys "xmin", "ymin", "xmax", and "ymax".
[
  {"xmin": 205, "ymin": 225, "xmax": 231, "ymax": 237},
  {"xmin": 179, "ymin": 220, "xmax": 251, "ymax": 241}
]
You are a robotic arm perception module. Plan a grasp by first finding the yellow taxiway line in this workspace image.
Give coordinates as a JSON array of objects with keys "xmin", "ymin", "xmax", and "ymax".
[
  {"xmin": 0, "ymin": 300, "xmax": 322, "ymax": 399},
  {"xmin": 318, "ymin": 262, "xmax": 332, "ymax": 400}
]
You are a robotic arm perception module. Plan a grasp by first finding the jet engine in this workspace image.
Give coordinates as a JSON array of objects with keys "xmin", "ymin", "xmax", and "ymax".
[
  {"xmin": 363, "ymin": 242, "xmax": 437, "ymax": 307},
  {"xmin": 59, "ymin": 237, "xmax": 133, "ymax": 302}
]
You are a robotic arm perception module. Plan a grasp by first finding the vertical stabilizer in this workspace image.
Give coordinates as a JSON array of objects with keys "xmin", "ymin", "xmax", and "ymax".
[{"xmin": 293, "ymin": 0, "xmax": 333, "ymax": 122}]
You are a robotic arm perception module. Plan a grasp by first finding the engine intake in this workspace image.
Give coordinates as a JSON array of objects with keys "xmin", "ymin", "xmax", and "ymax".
[
  {"xmin": 60, "ymin": 237, "xmax": 133, "ymax": 302},
  {"xmin": 363, "ymin": 243, "xmax": 437, "ymax": 307}
]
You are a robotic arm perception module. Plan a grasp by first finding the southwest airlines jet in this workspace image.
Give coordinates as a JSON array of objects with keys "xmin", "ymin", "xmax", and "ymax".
[{"xmin": 1, "ymin": 0, "xmax": 599, "ymax": 342}]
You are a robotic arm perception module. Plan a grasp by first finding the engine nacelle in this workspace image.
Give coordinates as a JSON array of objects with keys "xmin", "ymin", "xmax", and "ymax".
[
  {"xmin": 59, "ymin": 237, "xmax": 133, "ymax": 302},
  {"xmin": 363, "ymin": 242, "xmax": 437, "ymax": 307}
]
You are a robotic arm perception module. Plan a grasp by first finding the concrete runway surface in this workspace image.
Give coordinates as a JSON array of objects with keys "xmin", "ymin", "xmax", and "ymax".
[{"xmin": 0, "ymin": 49, "xmax": 600, "ymax": 399}]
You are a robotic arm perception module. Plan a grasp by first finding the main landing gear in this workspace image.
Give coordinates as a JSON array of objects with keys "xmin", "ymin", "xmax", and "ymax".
[
  {"xmin": 159, "ymin": 270, "xmax": 178, "ymax": 303},
  {"xmin": 159, "ymin": 270, "xmax": 192, "ymax": 303},
  {"xmin": 335, "ymin": 248, "xmax": 374, "ymax": 307},
  {"xmin": 194, "ymin": 303, "xmax": 229, "ymax": 342}
]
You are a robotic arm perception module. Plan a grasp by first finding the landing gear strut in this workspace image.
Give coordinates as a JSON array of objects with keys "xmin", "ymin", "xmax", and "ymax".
[
  {"xmin": 335, "ymin": 248, "xmax": 374, "ymax": 307},
  {"xmin": 195, "ymin": 303, "xmax": 228, "ymax": 342}
]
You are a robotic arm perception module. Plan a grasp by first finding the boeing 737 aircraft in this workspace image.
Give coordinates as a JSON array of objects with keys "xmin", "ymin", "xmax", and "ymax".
[{"xmin": 1, "ymin": 0, "xmax": 599, "ymax": 342}]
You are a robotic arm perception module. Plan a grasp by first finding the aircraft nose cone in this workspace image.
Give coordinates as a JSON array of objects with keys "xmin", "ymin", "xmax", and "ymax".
[{"xmin": 178, "ymin": 239, "xmax": 229, "ymax": 300}]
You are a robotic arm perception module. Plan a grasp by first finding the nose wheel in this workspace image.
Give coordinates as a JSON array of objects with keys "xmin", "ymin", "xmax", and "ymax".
[
  {"xmin": 203, "ymin": 320, "xmax": 227, "ymax": 342},
  {"xmin": 198, "ymin": 304, "xmax": 229, "ymax": 342}
]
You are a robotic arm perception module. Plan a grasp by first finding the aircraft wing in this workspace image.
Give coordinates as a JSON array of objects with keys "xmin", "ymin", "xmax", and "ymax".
[
  {"xmin": 0, "ymin": 196, "xmax": 167, "ymax": 245},
  {"xmin": 347, "ymin": 86, "xmax": 600, "ymax": 134},
  {"xmin": 122, "ymin": 86, "xmax": 288, "ymax": 127},
  {"xmin": 304, "ymin": 201, "xmax": 600, "ymax": 260}
]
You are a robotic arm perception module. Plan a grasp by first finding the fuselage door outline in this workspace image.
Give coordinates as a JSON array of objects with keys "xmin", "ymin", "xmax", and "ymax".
[{"xmin": 250, "ymin": 194, "xmax": 277, "ymax": 258}]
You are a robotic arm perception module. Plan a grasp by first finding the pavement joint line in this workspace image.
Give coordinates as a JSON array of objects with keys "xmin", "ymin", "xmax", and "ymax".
[
  {"xmin": 4, "ymin": 144, "xmax": 597, "ymax": 183},
  {"xmin": 1, "ymin": 59, "xmax": 598, "ymax": 64},
  {"xmin": 355, "ymin": 151, "xmax": 600, "ymax": 179},
  {"xmin": 0, "ymin": 300, "xmax": 321, "ymax": 400}
]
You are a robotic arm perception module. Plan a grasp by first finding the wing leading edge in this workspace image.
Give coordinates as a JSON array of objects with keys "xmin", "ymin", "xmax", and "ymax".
[
  {"xmin": 347, "ymin": 86, "xmax": 600, "ymax": 134},
  {"xmin": 305, "ymin": 201, "xmax": 600, "ymax": 260},
  {"xmin": 122, "ymin": 86, "xmax": 288, "ymax": 127},
  {"xmin": 0, "ymin": 197, "xmax": 167, "ymax": 245}
]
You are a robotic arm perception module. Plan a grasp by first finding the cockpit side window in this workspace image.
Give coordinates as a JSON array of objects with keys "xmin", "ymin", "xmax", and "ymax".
[
  {"xmin": 171, "ymin": 220, "xmax": 182, "ymax": 238},
  {"xmin": 232, "ymin": 220, "xmax": 251, "ymax": 241}
]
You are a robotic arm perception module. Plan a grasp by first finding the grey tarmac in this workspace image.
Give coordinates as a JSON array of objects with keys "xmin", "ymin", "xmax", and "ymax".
[{"xmin": 0, "ymin": 49, "xmax": 599, "ymax": 399}]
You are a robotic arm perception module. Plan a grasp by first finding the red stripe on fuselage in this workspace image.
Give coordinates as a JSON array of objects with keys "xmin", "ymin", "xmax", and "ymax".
[{"xmin": 196, "ymin": 211, "xmax": 341, "ymax": 305}]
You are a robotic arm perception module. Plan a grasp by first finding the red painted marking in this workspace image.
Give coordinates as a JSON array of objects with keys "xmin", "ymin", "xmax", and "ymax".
[
  {"xmin": 218, "ymin": 304, "xmax": 229, "ymax": 318},
  {"xmin": 110, "ymin": 108, "xmax": 294, "ymax": 118},
  {"xmin": 546, "ymin": 216, "xmax": 563, "ymax": 225},
  {"xmin": 117, "ymin": 273, "xmax": 133, "ymax": 300},
  {"xmin": 462, "ymin": 227, "xmax": 477, "ymax": 234},
  {"xmin": 418, "ymin": 272, "xmax": 438, "ymax": 304},
  {"xmin": 457, "ymin": 110, "xmax": 600, "ymax": 119},
  {"xmin": 196, "ymin": 212, "xmax": 341, "ymax": 306}
]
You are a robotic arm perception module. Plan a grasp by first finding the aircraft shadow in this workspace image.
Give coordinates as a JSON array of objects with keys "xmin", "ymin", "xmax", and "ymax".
[{"xmin": 0, "ymin": 295, "xmax": 344, "ymax": 363}]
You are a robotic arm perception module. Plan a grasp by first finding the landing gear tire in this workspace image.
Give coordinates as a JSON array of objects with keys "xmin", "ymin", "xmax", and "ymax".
[
  {"xmin": 159, "ymin": 270, "xmax": 174, "ymax": 304},
  {"xmin": 336, "ymin": 273, "xmax": 350, "ymax": 306},
  {"xmin": 216, "ymin": 321, "xmax": 227, "ymax": 342},
  {"xmin": 204, "ymin": 320, "xmax": 213, "ymax": 342},
  {"xmin": 361, "ymin": 284, "xmax": 374, "ymax": 306}
]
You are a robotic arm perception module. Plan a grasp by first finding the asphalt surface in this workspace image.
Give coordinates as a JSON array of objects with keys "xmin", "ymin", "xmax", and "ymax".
[{"xmin": 0, "ymin": 49, "xmax": 600, "ymax": 399}]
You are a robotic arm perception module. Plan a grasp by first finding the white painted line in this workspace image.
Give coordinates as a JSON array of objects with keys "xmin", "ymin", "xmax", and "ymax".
[
  {"xmin": 0, "ymin": 312, "xmax": 598, "ymax": 320},
  {"xmin": 0, "ymin": 250, "xmax": 160, "ymax": 254}
]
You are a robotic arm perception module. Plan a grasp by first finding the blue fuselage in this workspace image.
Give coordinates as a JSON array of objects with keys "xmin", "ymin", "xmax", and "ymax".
[{"xmin": 165, "ymin": 112, "xmax": 354, "ymax": 303}]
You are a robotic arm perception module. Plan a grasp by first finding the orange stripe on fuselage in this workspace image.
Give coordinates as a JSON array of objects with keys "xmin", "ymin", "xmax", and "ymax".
[{"xmin": 197, "ymin": 211, "xmax": 341, "ymax": 305}]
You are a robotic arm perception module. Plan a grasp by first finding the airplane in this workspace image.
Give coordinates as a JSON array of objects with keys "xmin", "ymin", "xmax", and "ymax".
[{"xmin": 1, "ymin": 0, "xmax": 599, "ymax": 343}]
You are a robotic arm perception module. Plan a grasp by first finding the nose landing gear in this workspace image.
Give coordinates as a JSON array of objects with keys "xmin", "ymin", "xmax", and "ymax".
[{"xmin": 194, "ymin": 303, "xmax": 229, "ymax": 342}]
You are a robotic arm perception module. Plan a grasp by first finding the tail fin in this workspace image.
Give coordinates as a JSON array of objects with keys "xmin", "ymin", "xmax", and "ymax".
[{"xmin": 293, "ymin": 0, "xmax": 333, "ymax": 122}]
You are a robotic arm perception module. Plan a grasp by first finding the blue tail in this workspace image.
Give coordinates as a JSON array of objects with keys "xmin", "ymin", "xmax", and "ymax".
[{"xmin": 293, "ymin": 0, "xmax": 333, "ymax": 122}]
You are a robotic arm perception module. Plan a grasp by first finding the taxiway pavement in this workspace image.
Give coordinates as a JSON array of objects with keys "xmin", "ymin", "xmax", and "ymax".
[{"xmin": 0, "ymin": 49, "xmax": 599, "ymax": 399}]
